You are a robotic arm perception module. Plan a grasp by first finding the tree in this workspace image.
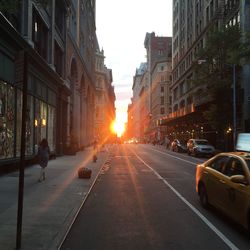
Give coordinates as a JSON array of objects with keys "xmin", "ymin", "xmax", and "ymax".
[{"xmin": 192, "ymin": 24, "xmax": 250, "ymax": 136}]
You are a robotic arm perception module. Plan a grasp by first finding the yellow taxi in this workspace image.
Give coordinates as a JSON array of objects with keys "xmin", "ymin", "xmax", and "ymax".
[{"xmin": 196, "ymin": 151, "xmax": 250, "ymax": 230}]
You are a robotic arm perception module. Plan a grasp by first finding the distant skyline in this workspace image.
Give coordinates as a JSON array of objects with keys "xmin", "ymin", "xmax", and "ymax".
[{"xmin": 96, "ymin": 0, "xmax": 172, "ymax": 123}]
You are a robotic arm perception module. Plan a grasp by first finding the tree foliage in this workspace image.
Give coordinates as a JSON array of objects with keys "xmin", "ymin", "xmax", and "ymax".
[{"xmin": 192, "ymin": 25, "xmax": 250, "ymax": 133}]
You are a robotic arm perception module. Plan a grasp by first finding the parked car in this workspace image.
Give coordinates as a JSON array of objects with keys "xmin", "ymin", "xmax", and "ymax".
[
  {"xmin": 171, "ymin": 139, "xmax": 187, "ymax": 152},
  {"xmin": 187, "ymin": 139, "xmax": 215, "ymax": 157},
  {"xmin": 196, "ymin": 151, "xmax": 250, "ymax": 230}
]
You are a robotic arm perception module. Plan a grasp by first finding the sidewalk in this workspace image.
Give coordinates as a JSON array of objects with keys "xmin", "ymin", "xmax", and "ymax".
[{"xmin": 0, "ymin": 147, "xmax": 109, "ymax": 250}]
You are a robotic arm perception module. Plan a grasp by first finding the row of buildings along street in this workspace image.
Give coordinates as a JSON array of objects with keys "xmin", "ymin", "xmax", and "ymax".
[
  {"xmin": 0, "ymin": 0, "xmax": 116, "ymax": 171},
  {"xmin": 127, "ymin": 0, "xmax": 250, "ymax": 151}
]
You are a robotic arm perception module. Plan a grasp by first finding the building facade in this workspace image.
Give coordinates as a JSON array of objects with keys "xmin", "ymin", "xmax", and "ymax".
[
  {"xmin": 130, "ymin": 33, "xmax": 172, "ymax": 142},
  {"xmin": 0, "ymin": 0, "xmax": 70, "ymax": 166},
  {"xmin": 131, "ymin": 62, "xmax": 147, "ymax": 141},
  {"xmin": 94, "ymin": 47, "xmax": 116, "ymax": 144},
  {"xmin": 66, "ymin": 0, "xmax": 97, "ymax": 151},
  {"xmin": 150, "ymin": 60, "xmax": 172, "ymax": 142},
  {"xmin": 163, "ymin": 0, "xmax": 250, "ymax": 149},
  {"xmin": 0, "ymin": 0, "xmax": 115, "ymax": 170}
]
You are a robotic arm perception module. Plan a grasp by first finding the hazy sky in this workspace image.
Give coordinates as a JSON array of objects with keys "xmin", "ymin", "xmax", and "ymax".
[{"xmin": 96, "ymin": 0, "xmax": 172, "ymax": 123}]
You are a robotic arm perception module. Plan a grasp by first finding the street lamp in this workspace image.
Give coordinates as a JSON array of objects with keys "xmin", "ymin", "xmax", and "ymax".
[{"xmin": 232, "ymin": 64, "xmax": 236, "ymax": 151}]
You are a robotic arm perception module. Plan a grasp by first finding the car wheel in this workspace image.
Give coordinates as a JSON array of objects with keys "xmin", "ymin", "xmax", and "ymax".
[{"xmin": 199, "ymin": 184, "xmax": 209, "ymax": 209}]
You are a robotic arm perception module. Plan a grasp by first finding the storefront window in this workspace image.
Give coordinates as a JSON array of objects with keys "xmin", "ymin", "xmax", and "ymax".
[
  {"xmin": 34, "ymin": 99, "xmax": 41, "ymax": 153},
  {"xmin": 48, "ymin": 105, "xmax": 56, "ymax": 151},
  {"xmin": 1, "ymin": 78, "xmax": 57, "ymax": 161},
  {"xmin": 41, "ymin": 101, "xmax": 47, "ymax": 140},
  {"xmin": 16, "ymin": 89, "xmax": 22, "ymax": 157},
  {"xmin": 34, "ymin": 99, "xmax": 47, "ymax": 153},
  {"xmin": 26, "ymin": 95, "xmax": 34, "ymax": 155},
  {"xmin": 0, "ymin": 81, "xmax": 15, "ymax": 159}
]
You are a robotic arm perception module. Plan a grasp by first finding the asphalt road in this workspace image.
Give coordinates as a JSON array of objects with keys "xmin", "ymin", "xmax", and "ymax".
[{"xmin": 60, "ymin": 144, "xmax": 250, "ymax": 250}]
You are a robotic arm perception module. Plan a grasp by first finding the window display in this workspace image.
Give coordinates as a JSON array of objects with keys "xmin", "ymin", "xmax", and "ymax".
[
  {"xmin": 0, "ymin": 80, "xmax": 57, "ymax": 162},
  {"xmin": 48, "ymin": 105, "xmax": 56, "ymax": 151},
  {"xmin": 26, "ymin": 95, "xmax": 34, "ymax": 155},
  {"xmin": 0, "ymin": 81, "xmax": 14, "ymax": 159},
  {"xmin": 16, "ymin": 89, "xmax": 23, "ymax": 157},
  {"xmin": 41, "ymin": 101, "xmax": 47, "ymax": 140},
  {"xmin": 35, "ymin": 99, "xmax": 41, "ymax": 153}
]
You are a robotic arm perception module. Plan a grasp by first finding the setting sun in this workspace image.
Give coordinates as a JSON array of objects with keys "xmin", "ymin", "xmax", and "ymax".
[{"xmin": 112, "ymin": 121, "xmax": 125, "ymax": 137}]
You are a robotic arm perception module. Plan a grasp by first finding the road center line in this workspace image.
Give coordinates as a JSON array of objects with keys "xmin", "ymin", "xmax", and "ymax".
[
  {"xmin": 149, "ymin": 147, "xmax": 198, "ymax": 165},
  {"xmin": 132, "ymin": 150, "xmax": 239, "ymax": 250}
]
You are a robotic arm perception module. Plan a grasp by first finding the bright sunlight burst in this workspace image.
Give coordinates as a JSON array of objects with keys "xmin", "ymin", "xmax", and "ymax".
[{"xmin": 111, "ymin": 120, "xmax": 125, "ymax": 137}]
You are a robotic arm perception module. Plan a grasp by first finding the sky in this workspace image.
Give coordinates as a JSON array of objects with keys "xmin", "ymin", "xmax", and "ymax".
[{"xmin": 96, "ymin": 0, "xmax": 173, "ymax": 124}]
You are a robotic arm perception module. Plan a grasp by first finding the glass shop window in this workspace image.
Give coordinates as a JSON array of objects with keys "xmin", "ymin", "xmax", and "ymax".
[
  {"xmin": 34, "ymin": 100, "xmax": 49, "ymax": 153},
  {"xmin": 26, "ymin": 95, "xmax": 34, "ymax": 155},
  {"xmin": 16, "ymin": 89, "xmax": 23, "ymax": 157},
  {"xmin": 0, "ymin": 81, "xmax": 15, "ymax": 159},
  {"xmin": 40, "ymin": 102, "xmax": 47, "ymax": 140},
  {"xmin": 48, "ymin": 105, "xmax": 56, "ymax": 152}
]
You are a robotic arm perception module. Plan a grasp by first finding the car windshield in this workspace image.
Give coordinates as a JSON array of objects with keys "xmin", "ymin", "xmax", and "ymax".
[{"xmin": 195, "ymin": 140, "xmax": 209, "ymax": 145}]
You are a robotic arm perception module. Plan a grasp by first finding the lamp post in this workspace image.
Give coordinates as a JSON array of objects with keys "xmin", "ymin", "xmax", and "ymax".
[
  {"xmin": 16, "ymin": 50, "xmax": 28, "ymax": 250},
  {"xmin": 232, "ymin": 64, "xmax": 236, "ymax": 150}
]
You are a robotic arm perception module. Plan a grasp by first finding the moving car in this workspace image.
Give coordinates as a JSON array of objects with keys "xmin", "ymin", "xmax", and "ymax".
[
  {"xmin": 170, "ymin": 139, "xmax": 187, "ymax": 152},
  {"xmin": 196, "ymin": 151, "xmax": 250, "ymax": 230},
  {"xmin": 187, "ymin": 139, "xmax": 215, "ymax": 157}
]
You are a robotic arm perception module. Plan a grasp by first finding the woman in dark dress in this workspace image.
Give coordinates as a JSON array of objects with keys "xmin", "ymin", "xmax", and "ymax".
[{"xmin": 37, "ymin": 138, "xmax": 50, "ymax": 182}]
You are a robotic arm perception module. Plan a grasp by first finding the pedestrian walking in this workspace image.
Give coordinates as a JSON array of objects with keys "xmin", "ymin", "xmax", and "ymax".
[{"xmin": 37, "ymin": 138, "xmax": 50, "ymax": 182}]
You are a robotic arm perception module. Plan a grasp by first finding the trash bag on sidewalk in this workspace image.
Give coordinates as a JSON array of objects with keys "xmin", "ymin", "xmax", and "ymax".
[{"xmin": 78, "ymin": 167, "xmax": 92, "ymax": 179}]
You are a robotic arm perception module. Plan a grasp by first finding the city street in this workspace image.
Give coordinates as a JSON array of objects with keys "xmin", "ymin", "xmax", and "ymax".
[
  {"xmin": 60, "ymin": 144, "xmax": 250, "ymax": 250},
  {"xmin": 1, "ymin": 1, "xmax": 250, "ymax": 249}
]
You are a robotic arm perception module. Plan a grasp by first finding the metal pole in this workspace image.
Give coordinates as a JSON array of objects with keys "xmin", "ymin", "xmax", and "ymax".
[
  {"xmin": 16, "ymin": 50, "xmax": 28, "ymax": 250},
  {"xmin": 233, "ymin": 64, "xmax": 236, "ymax": 151}
]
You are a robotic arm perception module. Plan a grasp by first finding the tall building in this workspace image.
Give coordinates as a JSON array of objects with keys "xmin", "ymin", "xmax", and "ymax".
[
  {"xmin": 66, "ymin": 0, "xmax": 97, "ymax": 151},
  {"xmin": 162, "ymin": 0, "xmax": 250, "ymax": 148},
  {"xmin": 151, "ymin": 60, "xmax": 172, "ymax": 142},
  {"xmin": 131, "ymin": 62, "xmax": 147, "ymax": 141},
  {"xmin": 0, "ymin": 0, "xmax": 70, "ymax": 163},
  {"xmin": 0, "ymin": 0, "xmax": 115, "ymax": 170},
  {"xmin": 144, "ymin": 32, "xmax": 172, "ymax": 141},
  {"xmin": 130, "ymin": 33, "xmax": 172, "ymax": 142},
  {"xmin": 126, "ymin": 103, "xmax": 133, "ymax": 139},
  {"xmin": 95, "ymin": 46, "xmax": 116, "ymax": 144}
]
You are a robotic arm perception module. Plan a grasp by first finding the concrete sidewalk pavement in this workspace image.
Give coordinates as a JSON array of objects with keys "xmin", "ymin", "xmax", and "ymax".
[{"xmin": 0, "ymin": 147, "xmax": 110, "ymax": 250}]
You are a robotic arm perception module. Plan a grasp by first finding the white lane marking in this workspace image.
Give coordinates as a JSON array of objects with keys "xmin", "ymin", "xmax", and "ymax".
[
  {"xmin": 148, "ymin": 147, "xmax": 198, "ymax": 166},
  {"xmin": 133, "ymin": 151, "xmax": 239, "ymax": 250}
]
